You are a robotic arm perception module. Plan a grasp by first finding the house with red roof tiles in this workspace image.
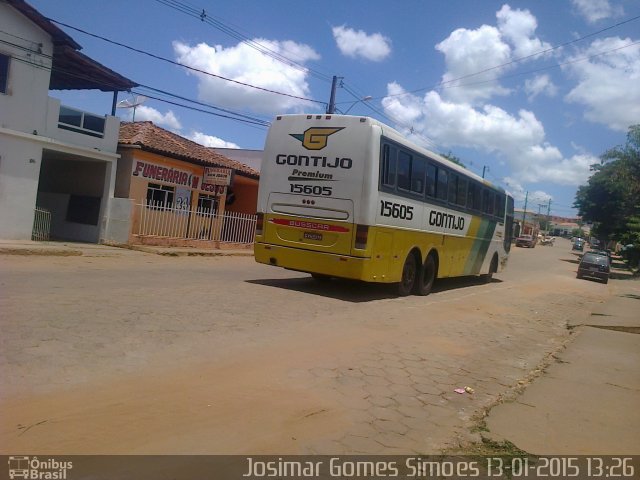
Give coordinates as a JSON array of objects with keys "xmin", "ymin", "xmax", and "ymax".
[{"xmin": 113, "ymin": 121, "xmax": 260, "ymax": 247}]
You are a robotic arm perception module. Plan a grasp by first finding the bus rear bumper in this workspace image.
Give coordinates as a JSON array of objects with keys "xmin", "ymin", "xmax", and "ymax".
[{"xmin": 254, "ymin": 243, "xmax": 379, "ymax": 281}]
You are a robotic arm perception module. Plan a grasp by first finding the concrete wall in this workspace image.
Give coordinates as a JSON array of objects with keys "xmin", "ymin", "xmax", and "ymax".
[
  {"xmin": 0, "ymin": 3, "xmax": 52, "ymax": 134},
  {"xmin": 44, "ymin": 97, "xmax": 121, "ymax": 153},
  {"xmin": 36, "ymin": 191, "xmax": 100, "ymax": 243},
  {"xmin": 0, "ymin": 3, "xmax": 52, "ymax": 239},
  {"xmin": 227, "ymin": 174, "xmax": 258, "ymax": 215},
  {"xmin": 101, "ymin": 197, "xmax": 133, "ymax": 244},
  {"xmin": 0, "ymin": 135, "xmax": 43, "ymax": 238}
]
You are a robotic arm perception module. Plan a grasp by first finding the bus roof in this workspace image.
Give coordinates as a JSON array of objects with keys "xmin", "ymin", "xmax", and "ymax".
[{"xmin": 272, "ymin": 114, "xmax": 508, "ymax": 196}]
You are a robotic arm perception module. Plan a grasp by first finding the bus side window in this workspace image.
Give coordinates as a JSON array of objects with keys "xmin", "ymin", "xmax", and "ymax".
[
  {"xmin": 397, "ymin": 150, "xmax": 412, "ymax": 191},
  {"xmin": 425, "ymin": 163, "xmax": 436, "ymax": 197},
  {"xmin": 467, "ymin": 182, "xmax": 476, "ymax": 210},
  {"xmin": 436, "ymin": 168, "xmax": 448, "ymax": 201},
  {"xmin": 457, "ymin": 178, "xmax": 468, "ymax": 206},
  {"xmin": 411, "ymin": 157, "xmax": 426, "ymax": 195},
  {"xmin": 495, "ymin": 193, "xmax": 505, "ymax": 219},
  {"xmin": 475, "ymin": 183, "xmax": 483, "ymax": 211},
  {"xmin": 483, "ymin": 189, "xmax": 495, "ymax": 215},
  {"xmin": 381, "ymin": 144, "xmax": 396, "ymax": 187},
  {"xmin": 448, "ymin": 173, "xmax": 458, "ymax": 204}
]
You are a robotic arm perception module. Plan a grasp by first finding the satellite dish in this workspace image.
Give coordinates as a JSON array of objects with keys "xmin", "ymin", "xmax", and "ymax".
[{"xmin": 116, "ymin": 95, "xmax": 147, "ymax": 121}]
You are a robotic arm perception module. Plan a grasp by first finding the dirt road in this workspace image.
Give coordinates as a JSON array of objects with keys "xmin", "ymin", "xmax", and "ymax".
[{"xmin": 0, "ymin": 239, "xmax": 610, "ymax": 454}]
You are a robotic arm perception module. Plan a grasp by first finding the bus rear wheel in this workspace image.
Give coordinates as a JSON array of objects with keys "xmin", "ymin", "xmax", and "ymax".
[
  {"xmin": 398, "ymin": 254, "xmax": 417, "ymax": 296},
  {"xmin": 414, "ymin": 254, "xmax": 436, "ymax": 296},
  {"xmin": 482, "ymin": 255, "xmax": 498, "ymax": 283}
]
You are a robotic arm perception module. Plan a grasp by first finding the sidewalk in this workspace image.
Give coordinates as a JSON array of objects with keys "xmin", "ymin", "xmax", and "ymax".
[
  {"xmin": 0, "ymin": 240, "xmax": 254, "ymax": 257},
  {"xmin": 485, "ymin": 278, "xmax": 640, "ymax": 454}
]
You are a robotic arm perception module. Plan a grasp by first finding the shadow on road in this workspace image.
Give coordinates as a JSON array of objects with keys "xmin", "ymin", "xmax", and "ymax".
[
  {"xmin": 560, "ymin": 258, "xmax": 580, "ymax": 265},
  {"xmin": 246, "ymin": 275, "xmax": 503, "ymax": 303}
]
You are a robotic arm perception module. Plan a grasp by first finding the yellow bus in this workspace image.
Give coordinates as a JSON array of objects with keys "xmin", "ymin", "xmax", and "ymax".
[{"xmin": 254, "ymin": 114, "xmax": 515, "ymax": 296}]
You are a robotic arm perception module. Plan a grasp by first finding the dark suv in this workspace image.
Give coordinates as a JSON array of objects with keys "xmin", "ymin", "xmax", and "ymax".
[{"xmin": 577, "ymin": 252, "xmax": 610, "ymax": 284}]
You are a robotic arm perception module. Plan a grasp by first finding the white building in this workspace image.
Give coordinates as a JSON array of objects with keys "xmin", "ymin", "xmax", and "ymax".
[{"xmin": 0, "ymin": 0, "xmax": 136, "ymax": 242}]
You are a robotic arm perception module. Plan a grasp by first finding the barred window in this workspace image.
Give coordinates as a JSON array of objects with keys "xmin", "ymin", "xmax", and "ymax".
[
  {"xmin": 197, "ymin": 194, "xmax": 218, "ymax": 215},
  {"xmin": 146, "ymin": 183, "xmax": 174, "ymax": 209}
]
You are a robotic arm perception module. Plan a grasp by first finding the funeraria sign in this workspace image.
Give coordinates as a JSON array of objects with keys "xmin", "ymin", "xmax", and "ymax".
[{"xmin": 132, "ymin": 160, "xmax": 201, "ymax": 189}]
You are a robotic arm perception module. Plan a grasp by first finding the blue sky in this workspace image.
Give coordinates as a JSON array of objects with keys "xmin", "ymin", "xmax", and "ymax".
[{"xmin": 29, "ymin": 0, "xmax": 640, "ymax": 218}]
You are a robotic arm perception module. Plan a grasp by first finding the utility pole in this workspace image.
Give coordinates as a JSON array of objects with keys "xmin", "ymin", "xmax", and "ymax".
[
  {"xmin": 482, "ymin": 166, "xmax": 488, "ymax": 179},
  {"xmin": 326, "ymin": 76, "xmax": 339, "ymax": 114},
  {"xmin": 521, "ymin": 191, "xmax": 528, "ymax": 233},
  {"xmin": 546, "ymin": 200, "xmax": 552, "ymax": 234},
  {"xmin": 538, "ymin": 203, "xmax": 546, "ymax": 231}
]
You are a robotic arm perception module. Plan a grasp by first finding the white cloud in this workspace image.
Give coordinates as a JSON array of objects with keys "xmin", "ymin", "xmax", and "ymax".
[
  {"xmin": 382, "ymin": 85, "xmax": 595, "ymax": 186},
  {"xmin": 564, "ymin": 36, "xmax": 640, "ymax": 131},
  {"xmin": 496, "ymin": 5, "xmax": 552, "ymax": 58},
  {"xmin": 503, "ymin": 177, "xmax": 552, "ymax": 203},
  {"xmin": 435, "ymin": 5, "xmax": 551, "ymax": 104},
  {"xmin": 435, "ymin": 24, "xmax": 511, "ymax": 103},
  {"xmin": 332, "ymin": 25, "xmax": 391, "ymax": 62},
  {"xmin": 524, "ymin": 74, "xmax": 558, "ymax": 101},
  {"xmin": 188, "ymin": 131, "xmax": 240, "ymax": 149},
  {"xmin": 571, "ymin": 0, "xmax": 624, "ymax": 24},
  {"xmin": 173, "ymin": 39, "xmax": 320, "ymax": 115},
  {"xmin": 381, "ymin": 5, "xmax": 599, "ymax": 187},
  {"xmin": 125, "ymin": 105, "xmax": 182, "ymax": 131}
]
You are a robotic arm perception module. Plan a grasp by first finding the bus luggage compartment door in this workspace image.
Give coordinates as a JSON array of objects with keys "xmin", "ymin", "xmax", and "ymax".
[{"xmin": 265, "ymin": 193, "xmax": 354, "ymax": 255}]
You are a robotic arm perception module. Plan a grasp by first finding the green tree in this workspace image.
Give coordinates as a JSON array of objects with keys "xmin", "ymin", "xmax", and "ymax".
[
  {"xmin": 440, "ymin": 151, "xmax": 466, "ymax": 169},
  {"xmin": 574, "ymin": 125, "xmax": 640, "ymax": 242}
]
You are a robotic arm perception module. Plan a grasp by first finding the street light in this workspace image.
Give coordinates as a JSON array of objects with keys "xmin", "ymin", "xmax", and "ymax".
[{"xmin": 342, "ymin": 96, "xmax": 373, "ymax": 114}]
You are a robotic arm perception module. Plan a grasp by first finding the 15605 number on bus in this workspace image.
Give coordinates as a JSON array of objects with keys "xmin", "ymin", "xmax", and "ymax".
[{"xmin": 380, "ymin": 200, "xmax": 414, "ymax": 220}]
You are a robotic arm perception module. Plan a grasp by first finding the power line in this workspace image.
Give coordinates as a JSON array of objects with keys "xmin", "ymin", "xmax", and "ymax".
[
  {"xmin": 47, "ymin": 18, "xmax": 326, "ymax": 107},
  {"xmin": 438, "ymin": 39, "xmax": 640, "ymax": 93},
  {"xmin": 341, "ymin": 83, "xmax": 438, "ymax": 149},
  {"xmin": 359, "ymin": 13, "xmax": 640, "ymax": 103},
  {"xmin": 135, "ymin": 84, "xmax": 271, "ymax": 126},
  {"xmin": 11, "ymin": 54, "xmax": 271, "ymax": 129},
  {"xmin": 153, "ymin": 0, "xmax": 333, "ymax": 83}
]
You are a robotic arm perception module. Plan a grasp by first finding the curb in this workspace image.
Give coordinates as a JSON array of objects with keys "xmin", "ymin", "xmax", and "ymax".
[
  {"xmin": 0, "ymin": 247, "xmax": 83, "ymax": 256},
  {"xmin": 126, "ymin": 245, "xmax": 254, "ymax": 257}
]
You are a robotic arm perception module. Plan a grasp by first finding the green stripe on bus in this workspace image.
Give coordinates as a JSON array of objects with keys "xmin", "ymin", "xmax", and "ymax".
[{"xmin": 465, "ymin": 218, "xmax": 496, "ymax": 275}]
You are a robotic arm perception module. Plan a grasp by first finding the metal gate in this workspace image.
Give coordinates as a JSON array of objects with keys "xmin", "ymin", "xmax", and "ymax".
[
  {"xmin": 134, "ymin": 201, "xmax": 256, "ymax": 244},
  {"xmin": 32, "ymin": 207, "xmax": 51, "ymax": 241}
]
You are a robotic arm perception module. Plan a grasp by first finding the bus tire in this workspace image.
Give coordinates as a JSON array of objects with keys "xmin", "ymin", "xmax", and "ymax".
[
  {"xmin": 483, "ymin": 254, "xmax": 498, "ymax": 283},
  {"xmin": 414, "ymin": 253, "xmax": 437, "ymax": 296},
  {"xmin": 398, "ymin": 254, "xmax": 418, "ymax": 296}
]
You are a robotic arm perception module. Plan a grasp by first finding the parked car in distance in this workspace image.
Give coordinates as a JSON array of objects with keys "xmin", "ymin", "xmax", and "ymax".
[
  {"xmin": 515, "ymin": 234, "xmax": 536, "ymax": 248},
  {"xmin": 572, "ymin": 240, "xmax": 585, "ymax": 251},
  {"xmin": 588, "ymin": 249, "xmax": 611, "ymax": 259},
  {"xmin": 577, "ymin": 252, "xmax": 610, "ymax": 284}
]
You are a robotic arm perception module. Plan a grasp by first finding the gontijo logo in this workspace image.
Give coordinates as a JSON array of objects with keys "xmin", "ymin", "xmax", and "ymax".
[{"xmin": 290, "ymin": 127, "xmax": 344, "ymax": 150}]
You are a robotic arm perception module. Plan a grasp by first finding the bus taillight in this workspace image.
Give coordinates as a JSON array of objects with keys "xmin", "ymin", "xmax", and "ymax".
[
  {"xmin": 256, "ymin": 213, "xmax": 264, "ymax": 236},
  {"xmin": 355, "ymin": 224, "xmax": 369, "ymax": 249}
]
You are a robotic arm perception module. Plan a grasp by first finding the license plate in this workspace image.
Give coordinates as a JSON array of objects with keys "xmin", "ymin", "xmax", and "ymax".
[{"xmin": 303, "ymin": 231, "xmax": 323, "ymax": 241}]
